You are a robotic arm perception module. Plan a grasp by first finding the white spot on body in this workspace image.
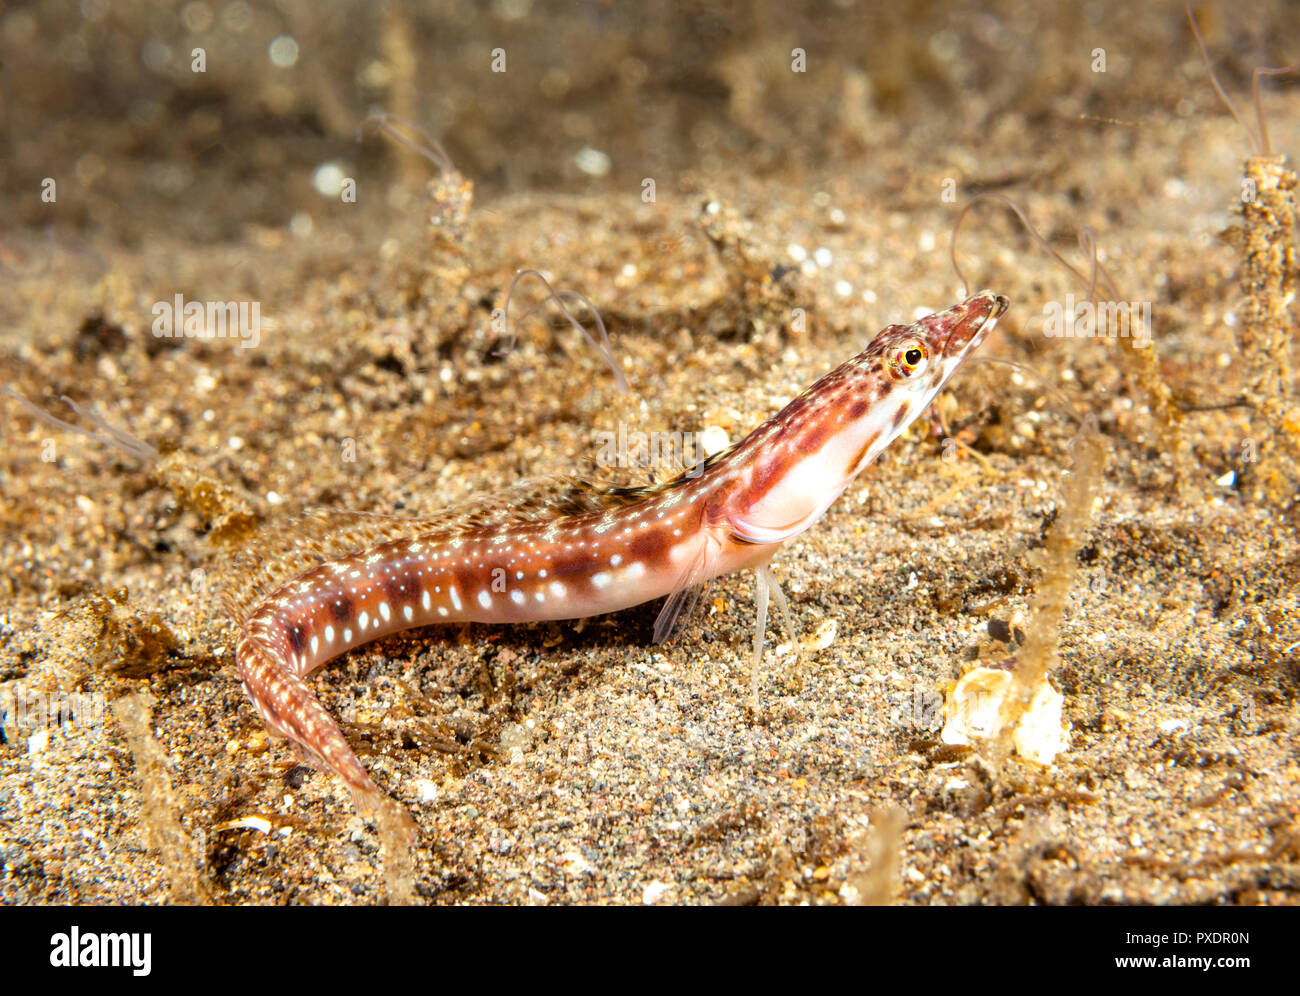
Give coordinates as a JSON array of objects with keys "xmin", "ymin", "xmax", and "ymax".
[{"xmin": 478, "ymin": 590, "xmax": 492, "ymax": 609}]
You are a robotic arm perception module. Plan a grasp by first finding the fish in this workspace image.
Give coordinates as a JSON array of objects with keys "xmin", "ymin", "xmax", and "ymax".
[{"xmin": 231, "ymin": 291, "xmax": 1009, "ymax": 805}]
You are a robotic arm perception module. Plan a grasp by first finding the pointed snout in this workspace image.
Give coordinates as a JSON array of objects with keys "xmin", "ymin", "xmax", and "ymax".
[{"xmin": 917, "ymin": 290, "xmax": 1009, "ymax": 359}]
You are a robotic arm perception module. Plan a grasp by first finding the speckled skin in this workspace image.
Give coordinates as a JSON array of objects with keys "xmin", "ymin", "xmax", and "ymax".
[{"xmin": 237, "ymin": 292, "xmax": 1008, "ymax": 799}]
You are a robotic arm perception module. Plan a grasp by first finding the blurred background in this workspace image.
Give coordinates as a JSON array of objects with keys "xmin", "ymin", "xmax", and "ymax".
[{"xmin": 3, "ymin": 0, "xmax": 1297, "ymax": 244}]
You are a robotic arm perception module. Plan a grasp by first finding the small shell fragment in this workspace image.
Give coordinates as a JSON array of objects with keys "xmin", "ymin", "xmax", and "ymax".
[
  {"xmin": 806, "ymin": 618, "xmax": 838, "ymax": 650},
  {"xmin": 941, "ymin": 666, "xmax": 1070, "ymax": 765}
]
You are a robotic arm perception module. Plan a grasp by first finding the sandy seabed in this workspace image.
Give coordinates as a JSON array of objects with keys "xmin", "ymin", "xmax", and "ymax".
[{"xmin": 1, "ymin": 0, "xmax": 1298, "ymax": 904}]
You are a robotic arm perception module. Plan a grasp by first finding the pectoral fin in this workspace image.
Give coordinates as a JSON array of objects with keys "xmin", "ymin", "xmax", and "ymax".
[{"xmin": 652, "ymin": 537, "xmax": 716, "ymax": 645}]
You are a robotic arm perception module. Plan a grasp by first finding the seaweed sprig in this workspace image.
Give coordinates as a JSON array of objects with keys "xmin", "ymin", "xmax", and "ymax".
[{"xmin": 1186, "ymin": 4, "xmax": 1300, "ymax": 506}]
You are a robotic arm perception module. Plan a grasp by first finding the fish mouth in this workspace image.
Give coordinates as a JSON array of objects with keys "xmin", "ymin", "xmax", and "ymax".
[{"xmin": 939, "ymin": 290, "xmax": 1009, "ymax": 360}]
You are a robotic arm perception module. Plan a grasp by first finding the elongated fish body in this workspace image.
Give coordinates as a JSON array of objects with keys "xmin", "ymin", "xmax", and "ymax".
[{"xmin": 237, "ymin": 291, "xmax": 1008, "ymax": 799}]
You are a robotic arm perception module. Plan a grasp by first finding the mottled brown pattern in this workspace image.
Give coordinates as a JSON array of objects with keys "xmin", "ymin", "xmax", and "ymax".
[{"xmin": 235, "ymin": 293, "xmax": 1006, "ymax": 802}]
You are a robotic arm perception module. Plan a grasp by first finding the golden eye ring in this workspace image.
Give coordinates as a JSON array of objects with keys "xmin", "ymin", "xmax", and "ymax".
[{"xmin": 886, "ymin": 341, "xmax": 929, "ymax": 379}]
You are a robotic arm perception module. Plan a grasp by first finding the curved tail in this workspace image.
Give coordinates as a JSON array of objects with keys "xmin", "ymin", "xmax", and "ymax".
[{"xmin": 236, "ymin": 634, "xmax": 378, "ymax": 799}]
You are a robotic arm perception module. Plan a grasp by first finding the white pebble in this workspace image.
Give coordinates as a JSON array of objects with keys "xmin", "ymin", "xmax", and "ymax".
[{"xmin": 642, "ymin": 880, "xmax": 673, "ymax": 905}]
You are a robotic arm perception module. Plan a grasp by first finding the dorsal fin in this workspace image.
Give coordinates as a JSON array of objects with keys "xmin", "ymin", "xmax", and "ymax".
[
  {"xmin": 217, "ymin": 508, "xmax": 447, "ymax": 625},
  {"xmin": 216, "ymin": 461, "xmax": 723, "ymax": 626}
]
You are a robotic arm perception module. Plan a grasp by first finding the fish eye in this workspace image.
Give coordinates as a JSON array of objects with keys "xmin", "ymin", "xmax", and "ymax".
[{"xmin": 886, "ymin": 341, "xmax": 929, "ymax": 380}]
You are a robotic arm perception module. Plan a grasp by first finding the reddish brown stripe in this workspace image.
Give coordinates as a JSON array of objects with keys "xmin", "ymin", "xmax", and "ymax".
[
  {"xmin": 382, "ymin": 574, "xmax": 409, "ymax": 605},
  {"xmin": 800, "ymin": 422, "xmax": 830, "ymax": 454},
  {"xmin": 628, "ymin": 526, "xmax": 668, "ymax": 562},
  {"xmin": 850, "ymin": 430, "xmax": 883, "ymax": 473},
  {"xmin": 752, "ymin": 454, "xmax": 781, "ymax": 492}
]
